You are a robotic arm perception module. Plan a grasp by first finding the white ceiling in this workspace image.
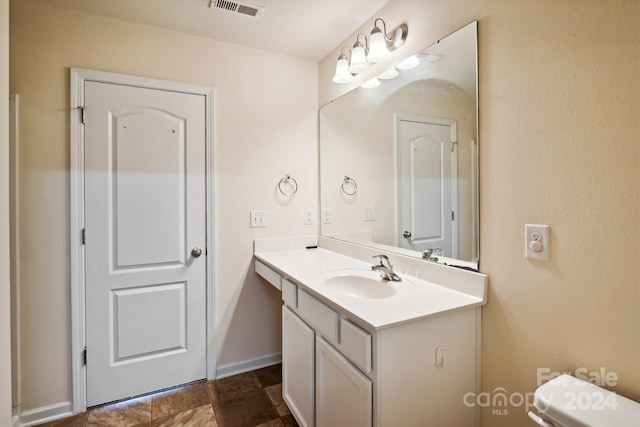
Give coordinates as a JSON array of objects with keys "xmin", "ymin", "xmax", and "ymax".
[{"xmin": 37, "ymin": 0, "xmax": 390, "ymax": 62}]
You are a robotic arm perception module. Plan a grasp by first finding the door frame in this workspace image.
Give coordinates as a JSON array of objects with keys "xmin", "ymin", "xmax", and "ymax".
[
  {"xmin": 70, "ymin": 67, "xmax": 215, "ymax": 413},
  {"xmin": 395, "ymin": 114, "xmax": 458, "ymax": 257}
]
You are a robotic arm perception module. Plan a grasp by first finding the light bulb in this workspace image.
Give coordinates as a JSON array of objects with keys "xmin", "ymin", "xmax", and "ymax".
[
  {"xmin": 332, "ymin": 56, "xmax": 354, "ymax": 84},
  {"xmin": 361, "ymin": 78, "xmax": 380, "ymax": 89},
  {"xmin": 366, "ymin": 29, "xmax": 391, "ymax": 63},
  {"xmin": 378, "ymin": 66, "xmax": 398, "ymax": 80},
  {"xmin": 349, "ymin": 42, "xmax": 369, "ymax": 74},
  {"xmin": 396, "ymin": 55, "xmax": 419, "ymax": 70}
]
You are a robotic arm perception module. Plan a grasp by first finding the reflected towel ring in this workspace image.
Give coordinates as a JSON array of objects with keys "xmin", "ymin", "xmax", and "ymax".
[
  {"xmin": 278, "ymin": 174, "xmax": 298, "ymax": 196},
  {"xmin": 341, "ymin": 176, "xmax": 358, "ymax": 196}
]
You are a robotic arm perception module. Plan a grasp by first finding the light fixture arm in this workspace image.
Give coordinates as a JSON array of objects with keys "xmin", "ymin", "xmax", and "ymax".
[
  {"xmin": 374, "ymin": 18, "xmax": 390, "ymax": 42},
  {"xmin": 373, "ymin": 18, "xmax": 408, "ymax": 49},
  {"xmin": 339, "ymin": 46, "xmax": 351, "ymax": 60},
  {"xmin": 354, "ymin": 33, "xmax": 369, "ymax": 51}
]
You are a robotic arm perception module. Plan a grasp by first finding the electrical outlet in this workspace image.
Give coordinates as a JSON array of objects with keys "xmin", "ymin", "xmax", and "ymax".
[
  {"xmin": 322, "ymin": 208, "xmax": 332, "ymax": 224},
  {"xmin": 362, "ymin": 207, "xmax": 375, "ymax": 222},
  {"xmin": 250, "ymin": 210, "xmax": 268, "ymax": 228},
  {"xmin": 304, "ymin": 209, "xmax": 315, "ymax": 225},
  {"xmin": 525, "ymin": 224, "xmax": 549, "ymax": 261}
]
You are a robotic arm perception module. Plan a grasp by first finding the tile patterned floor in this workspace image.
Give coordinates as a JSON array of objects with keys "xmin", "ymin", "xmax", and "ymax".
[{"xmin": 37, "ymin": 364, "xmax": 298, "ymax": 427}]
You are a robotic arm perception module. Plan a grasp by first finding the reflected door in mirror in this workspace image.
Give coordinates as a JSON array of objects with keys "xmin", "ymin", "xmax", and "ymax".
[{"xmin": 398, "ymin": 117, "xmax": 457, "ymax": 257}]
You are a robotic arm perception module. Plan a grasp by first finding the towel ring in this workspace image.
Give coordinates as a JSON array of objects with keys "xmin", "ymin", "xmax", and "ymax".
[
  {"xmin": 341, "ymin": 176, "xmax": 357, "ymax": 196},
  {"xmin": 278, "ymin": 174, "xmax": 298, "ymax": 196}
]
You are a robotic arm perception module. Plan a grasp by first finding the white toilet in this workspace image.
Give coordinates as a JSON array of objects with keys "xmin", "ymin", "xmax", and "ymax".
[{"xmin": 528, "ymin": 374, "xmax": 640, "ymax": 426}]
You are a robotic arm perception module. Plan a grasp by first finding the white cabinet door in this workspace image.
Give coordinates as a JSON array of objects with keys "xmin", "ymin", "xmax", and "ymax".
[
  {"xmin": 316, "ymin": 337, "xmax": 372, "ymax": 427},
  {"xmin": 283, "ymin": 306, "xmax": 315, "ymax": 427}
]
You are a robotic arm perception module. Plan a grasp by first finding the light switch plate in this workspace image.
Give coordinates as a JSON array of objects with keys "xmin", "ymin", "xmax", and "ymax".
[
  {"xmin": 322, "ymin": 208, "xmax": 332, "ymax": 224},
  {"xmin": 250, "ymin": 210, "xmax": 268, "ymax": 228},
  {"xmin": 304, "ymin": 209, "xmax": 315, "ymax": 225},
  {"xmin": 362, "ymin": 207, "xmax": 375, "ymax": 222},
  {"xmin": 525, "ymin": 224, "xmax": 549, "ymax": 261}
]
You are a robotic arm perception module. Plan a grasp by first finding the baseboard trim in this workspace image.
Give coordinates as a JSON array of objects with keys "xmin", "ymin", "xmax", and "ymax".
[
  {"xmin": 19, "ymin": 401, "xmax": 73, "ymax": 427},
  {"xmin": 215, "ymin": 353, "xmax": 281, "ymax": 380},
  {"xmin": 15, "ymin": 354, "xmax": 283, "ymax": 426}
]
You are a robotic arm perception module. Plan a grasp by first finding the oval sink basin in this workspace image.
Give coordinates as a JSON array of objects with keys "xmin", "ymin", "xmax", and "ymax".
[{"xmin": 321, "ymin": 269, "xmax": 397, "ymax": 299}]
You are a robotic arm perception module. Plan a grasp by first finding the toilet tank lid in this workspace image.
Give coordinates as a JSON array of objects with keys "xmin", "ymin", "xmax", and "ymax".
[{"xmin": 533, "ymin": 374, "xmax": 640, "ymax": 427}]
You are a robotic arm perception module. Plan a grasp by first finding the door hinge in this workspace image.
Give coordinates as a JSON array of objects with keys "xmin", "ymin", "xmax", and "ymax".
[
  {"xmin": 83, "ymin": 347, "xmax": 87, "ymax": 365},
  {"xmin": 452, "ymin": 211, "xmax": 455, "ymax": 221},
  {"xmin": 77, "ymin": 106, "xmax": 86, "ymax": 124},
  {"xmin": 81, "ymin": 228, "xmax": 86, "ymax": 245}
]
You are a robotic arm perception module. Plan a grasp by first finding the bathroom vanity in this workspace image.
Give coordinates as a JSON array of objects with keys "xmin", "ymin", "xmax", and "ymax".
[
  {"xmin": 254, "ymin": 236, "xmax": 487, "ymax": 427},
  {"xmin": 261, "ymin": 20, "xmax": 485, "ymax": 427}
]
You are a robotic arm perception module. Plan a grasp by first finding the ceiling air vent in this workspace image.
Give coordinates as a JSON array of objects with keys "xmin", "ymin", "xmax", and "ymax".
[{"xmin": 210, "ymin": 0, "xmax": 265, "ymax": 18}]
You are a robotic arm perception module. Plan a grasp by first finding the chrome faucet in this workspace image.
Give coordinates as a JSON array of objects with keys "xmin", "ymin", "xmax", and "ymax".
[
  {"xmin": 422, "ymin": 248, "xmax": 441, "ymax": 262},
  {"xmin": 372, "ymin": 255, "xmax": 402, "ymax": 281}
]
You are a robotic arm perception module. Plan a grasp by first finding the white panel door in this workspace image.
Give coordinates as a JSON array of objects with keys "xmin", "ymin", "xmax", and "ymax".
[
  {"xmin": 84, "ymin": 81, "xmax": 207, "ymax": 406},
  {"xmin": 398, "ymin": 118, "xmax": 457, "ymax": 256},
  {"xmin": 316, "ymin": 337, "xmax": 372, "ymax": 427},
  {"xmin": 282, "ymin": 306, "xmax": 315, "ymax": 427}
]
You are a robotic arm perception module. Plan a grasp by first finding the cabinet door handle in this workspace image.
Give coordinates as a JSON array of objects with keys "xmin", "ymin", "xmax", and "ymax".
[{"xmin": 435, "ymin": 346, "xmax": 445, "ymax": 368}]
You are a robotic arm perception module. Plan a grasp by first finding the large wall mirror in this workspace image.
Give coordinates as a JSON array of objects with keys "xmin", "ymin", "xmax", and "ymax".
[{"xmin": 320, "ymin": 21, "xmax": 479, "ymax": 269}]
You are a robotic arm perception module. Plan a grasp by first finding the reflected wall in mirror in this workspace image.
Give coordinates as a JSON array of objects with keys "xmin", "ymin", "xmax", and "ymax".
[{"xmin": 320, "ymin": 21, "xmax": 479, "ymax": 268}]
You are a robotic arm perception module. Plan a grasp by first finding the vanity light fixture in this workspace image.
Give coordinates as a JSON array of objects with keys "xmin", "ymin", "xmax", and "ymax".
[{"xmin": 332, "ymin": 18, "xmax": 409, "ymax": 84}]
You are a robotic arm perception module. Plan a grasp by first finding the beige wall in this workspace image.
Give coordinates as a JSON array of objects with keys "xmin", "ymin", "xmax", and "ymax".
[
  {"xmin": 10, "ymin": 0, "xmax": 318, "ymax": 411},
  {"xmin": 321, "ymin": 0, "xmax": 640, "ymax": 425}
]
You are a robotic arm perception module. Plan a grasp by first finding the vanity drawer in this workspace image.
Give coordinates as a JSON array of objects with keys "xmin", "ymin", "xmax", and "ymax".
[
  {"xmin": 282, "ymin": 278, "xmax": 298, "ymax": 308},
  {"xmin": 298, "ymin": 290, "xmax": 339, "ymax": 343},
  {"xmin": 255, "ymin": 260, "xmax": 282, "ymax": 290},
  {"xmin": 339, "ymin": 319, "xmax": 372, "ymax": 373}
]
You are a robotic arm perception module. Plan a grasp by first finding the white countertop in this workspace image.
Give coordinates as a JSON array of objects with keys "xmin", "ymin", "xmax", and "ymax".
[{"xmin": 254, "ymin": 245, "xmax": 487, "ymax": 330}]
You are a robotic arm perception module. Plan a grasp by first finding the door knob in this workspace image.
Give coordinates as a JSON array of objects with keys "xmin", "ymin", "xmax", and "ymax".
[
  {"xmin": 191, "ymin": 247, "xmax": 203, "ymax": 258},
  {"xmin": 403, "ymin": 231, "xmax": 412, "ymax": 238}
]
